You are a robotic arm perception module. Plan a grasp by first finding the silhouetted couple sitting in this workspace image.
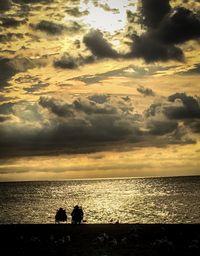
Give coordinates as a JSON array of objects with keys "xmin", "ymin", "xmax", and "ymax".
[
  {"xmin": 71, "ymin": 205, "xmax": 84, "ymax": 224},
  {"xmin": 55, "ymin": 205, "xmax": 84, "ymax": 224}
]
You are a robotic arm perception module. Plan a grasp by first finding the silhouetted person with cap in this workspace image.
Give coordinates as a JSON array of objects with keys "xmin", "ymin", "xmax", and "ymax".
[{"xmin": 71, "ymin": 205, "xmax": 84, "ymax": 224}]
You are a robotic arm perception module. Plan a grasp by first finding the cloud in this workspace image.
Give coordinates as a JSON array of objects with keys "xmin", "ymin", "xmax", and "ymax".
[
  {"xmin": 146, "ymin": 119, "xmax": 178, "ymax": 135},
  {"xmin": 88, "ymin": 94, "xmax": 109, "ymax": 104},
  {"xmin": 39, "ymin": 97, "xmax": 73, "ymax": 117},
  {"xmin": 166, "ymin": 93, "xmax": 200, "ymax": 119},
  {"xmin": 54, "ymin": 54, "xmax": 79, "ymax": 69},
  {"xmin": 0, "ymin": 17, "xmax": 27, "ymax": 28},
  {"xmin": 71, "ymin": 67, "xmax": 126, "ymax": 83},
  {"xmin": 127, "ymin": 34, "xmax": 184, "ymax": 62},
  {"xmin": 0, "ymin": 58, "xmax": 16, "ymax": 87},
  {"xmin": 178, "ymin": 64, "xmax": 200, "ymax": 76},
  {"xmin": 167, "ymin": 125, "xmax": 196, "ymax": 145},
  {"xmin": 156, "ymin": 7, "xmax": 200, "ymax": 45},
  {"xmin": 79, "ymin": 4, "xmax": 200, "ymax": 64},
  {"xmin": 145, "ymin": 92, "xmax": 200, "ymax": 140},
  {"xmin": 34, "ymin": 20, "xmax": 81, "ymax": 35},
  {"xmin": 137, "ymin": 86, "xmax": 155, "ymax": 97},
  {"xmin": 54, "ymin": 4, "xmax": 200, "ymax": 68},
  {"xmin": 35, "ymin": 20, "xmax": 66, "ymax": 35},
  {"xmin": 98, "ymin": 3, "xmax": 119, "ymax": 13},
  {"xmin": 1, "ymin": 93, "xmax": 199, "ymax": 159},
  {"xmin": 73, "ymin": 97, "xmax": 117, "ymax": 115},
  {"xmin": 24, "ymin": 81, "xmax": 49, "ymax": 93},
  {"xmin": 0, "ymin": 56, "xmax": 47, "ymax": 88},
  {"xmin": 146, "ymin": 93, "xmax": 200, "ymax": 121},
  {"xmin": 140, "ymin": 0, "xmax": 171, "ymax": 28},
  {"xmin": 186, "ymin": 120, "xmax": 200, "ymax": 133},
  {"xmin": 83, "ymin": 30, "xmax": 119, "ymax": 58},
  {"xmin": 0, "ymin": 95, "xmax": 141, "ymax": 158},
  {"xmin": 54, "ymin": 53, "xmax": 94, "ymax": 69},
  {"xmin": 127, "ymin": 2, "xmax": 200, "ymax": 62},
  {"xmin": 65, "ymin": 7, "xmax": 89, "ymax": 17},
  {"xmin": 0, "ymin": 102, "xmax": 14, "ymax": 115}
]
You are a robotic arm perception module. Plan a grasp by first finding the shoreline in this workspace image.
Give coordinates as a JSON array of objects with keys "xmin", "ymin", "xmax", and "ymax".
[{"xmin": 1, "ymin": 224, "xmax": 200, "ymax": 255}]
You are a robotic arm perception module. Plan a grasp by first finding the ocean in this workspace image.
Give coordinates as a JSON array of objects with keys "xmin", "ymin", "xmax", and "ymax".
[{"xmin": 0, "ymin": 176, "xmax": 200, "ymax": 224}]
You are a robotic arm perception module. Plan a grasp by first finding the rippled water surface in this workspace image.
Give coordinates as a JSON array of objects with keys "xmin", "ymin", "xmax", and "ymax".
[{"xmin": 0, "ymin": 176, "xmax": 200, "ymax": 224}]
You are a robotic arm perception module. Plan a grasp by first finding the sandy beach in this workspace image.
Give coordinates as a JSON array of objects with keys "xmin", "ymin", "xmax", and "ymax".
[{"xmin": 0, "ymin": 224, "xmax": 200, "ymax": 256}]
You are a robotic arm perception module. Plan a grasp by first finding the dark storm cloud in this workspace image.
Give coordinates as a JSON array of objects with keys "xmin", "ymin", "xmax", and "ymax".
[
  {"xmin": 146, "ymin": 93, "xmax": 200, "ymax": 121},
  {"xmin": 165, "ymin": 93, "xmax": 200, "ymax": 119},
  {"xmin": 54, "ymin": 54, "xmax": 79, "ymax": 69},
  {"xmin": 34, "ymin": 20, "xmax": 81, "ymax": 35},
  {"xmin": 54, "ymin": 53, "xmax": 94, "ymax": 69},
  {"xmin": 140, "ymin": 1, "xmax": 200, "ymax": 41},
  {"xmin": 83, "ymin": 30, "xmax": 119, "ymax": 59},
  {"xmin": 127, "ymin": 34, "xmax": 184, "ymax": 62},
  {"xmin": 35, "ymin": 20, "xmax": 65, "ymax": 35},
  {"xmin": 156, "ymin": 7, "xmax": 200, "ymax": 45},
  {"xmin": 127, "ymin": 2, "xmax": 200, "ymax": 62},
  {"xmin": 145, "ymin": 92, "xmax": 200, "ymax": 138},
  {"xmin": 140, "ymin": 0, "xmax": 171, "ymax": 28},
  {"xmin": 137, "ymin": 86, "xmax": 155, "ymax": 97},
  {"xmin": 0, "ymin": 95, "xmax": 140, "ymax": 158}
]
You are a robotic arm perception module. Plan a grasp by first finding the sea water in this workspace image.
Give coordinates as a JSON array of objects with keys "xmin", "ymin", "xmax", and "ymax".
[{"xmin": 0, "ymin": 176, "xmax": 200, "ymax": 224}]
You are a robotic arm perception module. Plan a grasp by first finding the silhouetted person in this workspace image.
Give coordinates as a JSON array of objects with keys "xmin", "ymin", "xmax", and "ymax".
[
  {"xmin": 71, "ymin": 205, "xmax": 84, "ymax": 224},
  {"xmin": 55, "ymin": 207, "xmax": 67, "ymax": 223}
]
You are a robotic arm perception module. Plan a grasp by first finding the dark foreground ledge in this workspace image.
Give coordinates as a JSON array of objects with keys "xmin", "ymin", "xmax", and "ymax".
[{"xmin": 0, "ymin": 224, "xmax": 200, "ymax": 256}]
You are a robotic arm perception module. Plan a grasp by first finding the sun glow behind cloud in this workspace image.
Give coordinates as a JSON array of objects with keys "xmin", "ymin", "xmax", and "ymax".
[{"xmin": 64, "ymin": 0, "xmax": 137, "ymax": 34}]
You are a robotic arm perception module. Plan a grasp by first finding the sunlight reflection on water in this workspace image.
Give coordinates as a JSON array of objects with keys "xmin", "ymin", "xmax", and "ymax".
[{"xmin": 0, "ymin": 176, "xmax": 200, "ymax": 224}]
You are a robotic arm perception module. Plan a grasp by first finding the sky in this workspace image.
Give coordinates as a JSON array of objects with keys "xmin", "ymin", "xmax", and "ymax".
[{"xmin": 0, "ymin": 0, "xmax": 200, "ymax": 181}]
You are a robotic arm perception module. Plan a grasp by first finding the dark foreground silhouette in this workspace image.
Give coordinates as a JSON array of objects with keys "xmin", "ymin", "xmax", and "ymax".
[
  {"xmin": 55, "ymin": 208, "xmax": 67, "ymax": 224},
  {"xmin": 0, "ymin": 224, "xmax": 200, "ymax": 256},
  {"xmin": 55, "ymin": 206, "xmax": 84, "ymax": 224},
  {"xmin": 71, "ymin": 205, "xmax": 84, "ymax": 224}
]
